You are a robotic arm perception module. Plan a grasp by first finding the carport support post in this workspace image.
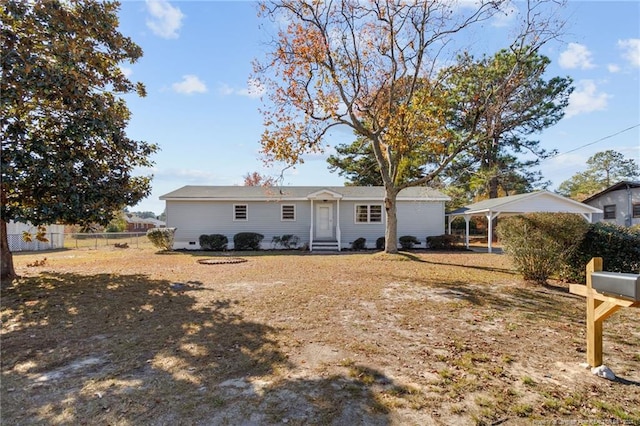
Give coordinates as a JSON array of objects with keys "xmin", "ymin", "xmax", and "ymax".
[
  {"xmin": 464, "ymin": 215, "xmax": 470, "ymax": 249},
  {"xmin": 486, "ymin": 212, "xmax": 498, "ymax": 253},
  {"xmin": 586, "ymin": 257, "xmax": 604, "ymax": 367}
]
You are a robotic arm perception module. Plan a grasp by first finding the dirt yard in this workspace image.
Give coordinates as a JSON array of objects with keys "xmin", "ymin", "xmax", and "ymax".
[{"xmin": 1, "ymin": 247, "xmax": 639, "ymax": 425}]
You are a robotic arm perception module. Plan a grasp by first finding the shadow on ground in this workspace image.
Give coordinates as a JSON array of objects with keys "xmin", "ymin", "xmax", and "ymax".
[{"xmin": 1, "ymin": 273, "xmax": 392, "ymax": 425}]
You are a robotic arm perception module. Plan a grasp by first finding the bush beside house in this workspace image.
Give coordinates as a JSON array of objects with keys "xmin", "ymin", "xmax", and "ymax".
[
  {"xmin": 199, "ymin": 234, "xmax": 228, "ymax": 251},
  {"xmin": 147, "ymin": 228, "xmax": 176, "ymax": 251},
  {"xmin": 498, "ymin": 213, "xmax": 640, "ymax": 284},
  {"xmin": 497, "ymin": 213, "xmax": 589, "ymax": 284},
  {"xmin": 233, "ymin": 232, "xmax": 264, "ymax": 251}
]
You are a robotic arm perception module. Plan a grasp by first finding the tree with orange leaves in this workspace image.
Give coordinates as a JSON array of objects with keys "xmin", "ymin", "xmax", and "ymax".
[{"xmin": 255, "ymin": 0, "xmax": 566, "ymax": 253}]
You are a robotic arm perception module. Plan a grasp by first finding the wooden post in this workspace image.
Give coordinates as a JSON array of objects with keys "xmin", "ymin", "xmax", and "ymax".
[
  {"xmin": 586, "ymin": 257, "xmax": 603, "ymax": 367},
  {"xmin": 570, "ymin": 257, "xmax": 639, "ymax": 368}
]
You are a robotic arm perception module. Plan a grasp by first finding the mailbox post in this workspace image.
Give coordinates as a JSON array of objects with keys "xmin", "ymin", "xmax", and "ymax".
[{"xmin": 569, "ymin": 258, "xmax": 640, "ymax": 367}]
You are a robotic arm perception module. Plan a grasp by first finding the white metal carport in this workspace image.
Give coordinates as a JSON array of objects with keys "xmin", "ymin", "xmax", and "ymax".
[{"xmin": 446, "ymin": 191, "xmax": 603, "ymax": 253}]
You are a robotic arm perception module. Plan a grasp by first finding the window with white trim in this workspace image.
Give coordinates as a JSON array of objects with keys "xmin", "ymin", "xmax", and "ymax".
[
  {"xmin": 355, "ymin": 204, "xmax": 383, "ymax": 223},
  {"xmin": 603, "ymin": 204, "xmax": 616, "ymax": 220},
  {"xmin": 633, "ymin": 203, "xmax": 640, "ymax": 218},
  {"xmin": 281, "ymin": 204, "xmax": 296, "ymax": 221},
  {"xmin": 234, "ymin": 204, "xmax": 248, "ymax": 221}
]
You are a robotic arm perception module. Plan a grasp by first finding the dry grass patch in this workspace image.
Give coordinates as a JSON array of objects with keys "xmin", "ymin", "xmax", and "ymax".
[{"xmin": 2, "ymin": 247, "xmax": 639, "ymax": 424}]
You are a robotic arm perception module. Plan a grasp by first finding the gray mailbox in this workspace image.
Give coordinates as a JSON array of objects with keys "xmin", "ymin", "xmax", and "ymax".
[{"xmin": 591, "ymin": 271, "xmax": 640, "ymax": 301}]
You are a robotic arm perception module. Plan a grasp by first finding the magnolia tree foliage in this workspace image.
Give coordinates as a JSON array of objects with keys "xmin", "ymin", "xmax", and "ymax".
[
  {"xmin": 1, "ymin": 0, "xmax": 157, "ymax": 280},
  {"xmin": 255, "ymin": 0, "xmax": 566, "ymax": 253}
]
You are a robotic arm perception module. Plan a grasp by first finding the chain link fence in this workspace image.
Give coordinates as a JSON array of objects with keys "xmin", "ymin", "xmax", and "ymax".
[
  {"xmin": 7, "ymin": 232, "xmax": 152, "ymax": 251},
  {"xmin": 66, "ymin": 232, "xmax": 150, "ymax": 249}
]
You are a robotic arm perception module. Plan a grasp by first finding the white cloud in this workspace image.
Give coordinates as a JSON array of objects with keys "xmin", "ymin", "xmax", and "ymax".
[
  {"xmin": 172, "ymin": 75, "xmax": 208, "ymax": 95},
  {"xmin": 618, "ymin": 38, "xmax": 640, "ymax": 68},
  {"xmin": 146, "ymin": 0, "xmax": 184, "ymax": 39},
  {"xmin": 119, "ymin": 66, "xmax": 133, "ymax": 78},
  {"xmin": 219, "ymin": 79, "xmax": 266, "ymax": 99},
  {"xmin": 237, "ymin": 79, "xmax": 266, "ymax": 99},
  {"xmin": 565, "ymin": 80, "xmax": 610, "ymax": 118},
  {"xmin": 217, "ymin": 83, "xmax": 235, "ymax": 96},
  {"xmin": 559, "ymin": 43, "xmax": 595, "ymax": 70},
  {"xmin": 155, "ymin": 168, "xmax": 220, "ymax": 183},
  {"xmin": 607, "ymin": 64, "xmax": 621, "ymax": 73},
  {"xmin": 490, "ymin": 1, "xmax": 518, "ymax": 28}
]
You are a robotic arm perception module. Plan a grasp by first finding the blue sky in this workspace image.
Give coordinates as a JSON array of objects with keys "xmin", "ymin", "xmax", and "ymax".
[{"xmin": 116, "ymin": 1, "xmax": 640, "ymax": 215}]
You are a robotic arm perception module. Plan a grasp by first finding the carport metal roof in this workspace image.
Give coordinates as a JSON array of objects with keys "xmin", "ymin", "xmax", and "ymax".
[{"xmin": 446, "ymin": 191, "xmax": 602, "ymax": 253}]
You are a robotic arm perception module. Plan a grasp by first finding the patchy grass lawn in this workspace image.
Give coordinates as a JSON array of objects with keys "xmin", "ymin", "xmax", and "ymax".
[{"xmin": 2, "ymin": 247, "xmax": 639, "ymax": 425}]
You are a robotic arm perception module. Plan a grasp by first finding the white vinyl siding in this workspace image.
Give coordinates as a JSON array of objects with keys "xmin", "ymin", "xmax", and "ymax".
[
  {"xmin": 355, "ymin": 204, "xmax": 383, "ymax": 223},
  {"xmin": 338, "ymin": 200, "xmax": 445, "ymax": 249},
  {"xmin": 281, "ymin": 204, "xmax": 296, "ymax": 221},
  {"xmin": 234, "ymin": 204, "xmax": 248, "ymax": 221},
  {"xmin": 167, "ymin": 201, "xmax": 311, "ymax": 249}
]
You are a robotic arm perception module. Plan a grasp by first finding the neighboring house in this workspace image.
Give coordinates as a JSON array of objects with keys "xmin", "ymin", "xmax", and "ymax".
[
  {"xmin": 125, "ymin": 215, "xmax": 166, "ymax": 232},
  {"xmin": 159, "ymin": 186, "xmax": 450, "ymax": 251},
  {"xmin": 6, "ymin": 221, "xmax": 65, "ymax": 252},
  {"xmin": 582, "ymin": 181, "xmax": 640, "ymax": 227}
]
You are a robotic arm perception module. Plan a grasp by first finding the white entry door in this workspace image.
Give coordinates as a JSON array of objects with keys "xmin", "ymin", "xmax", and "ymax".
[{"xmin": 315, "ymin": 204, "xmax": 334, "ymax": 239}]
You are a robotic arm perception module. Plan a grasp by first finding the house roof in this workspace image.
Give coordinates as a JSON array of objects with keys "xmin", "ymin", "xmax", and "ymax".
[
  {"xmin": 125, "ymin": 216, "xmax": 165, "ymax": 226},
  {"xmin": 159, "ymin": 185, "xmax": 449, "ymax": 201},
  {"xmin": 447, "ymin": 190, "xmax": 602, "ymax": 217},
  {"xmin": 582, "ymin": 181, "xmax": 640, "ymax": 204}
]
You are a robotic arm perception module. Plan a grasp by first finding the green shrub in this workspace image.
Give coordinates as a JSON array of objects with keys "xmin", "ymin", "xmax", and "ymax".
[
  {"xmin": 352, "ymin": 237, "xmax": 367, "ymax": 250},
  {"xmin": 427, "ymin": 234, "xmax": 461, "ymax": 250},
  {"xmin": 147, "ymin": 228, "xmax": 176, "ymax": 251},
  {"xmin": 497, "ymin": 213, "xmax": 589, "ymax": 284},
  {"xmin": 399, "ymin": 235, "xmax": 420, "ymax": 250},
  {"xmin": 560, "ymin": 223, "xmax": 640, "ymax": 283},
  {"xmin": 376, "ymin": 237, "xmax": 385, "ymax": 250},
  {"xmin": 233, "ymin": 232, "xmax": 264, "ymax": 251},
  {"xmin": 271, "ymin": 234, "xmax": 299, "ymax": 249},
  {"xmin": 199, "ymin": 234, "xmax": 228, "ymax": 251}
]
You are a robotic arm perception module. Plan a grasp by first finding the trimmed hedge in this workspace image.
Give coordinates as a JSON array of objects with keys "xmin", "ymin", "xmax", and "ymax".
[
  {"xmin": 199, "ymin": 234, "xmax": 228, "ymax": 251},
  {"xmin": 426, "ymin": 234, "xmax": 460, "ymax": 250},
  {"xmin": 560, "ymin": 223, "xmax": 640, "ymax": 283},
  {"xmin": 376, "ymin": 237, "xmax": 385, "ymax": 250},
  {"xmin": 352, "ymin": 237, "xmax": 367, "ymax": 250},
  {"xmin": 399, "ymin": 235, "xmax": 420, "ymax": 250},
  {"xmin": 233, "ymin": 232, "xmax": 264, "ymax": 251},
  {"xmin": 147, "ymin": 228, "xmax": 176, "ymax": 251}
]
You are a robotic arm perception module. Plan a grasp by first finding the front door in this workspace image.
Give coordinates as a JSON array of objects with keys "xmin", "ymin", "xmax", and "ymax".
[{"xmin": 315, "ymin": 204, "xmax": 334, "ymax": 239}]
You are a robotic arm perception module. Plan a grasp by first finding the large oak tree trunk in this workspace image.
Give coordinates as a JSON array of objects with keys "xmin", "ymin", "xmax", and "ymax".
[
  {"xmin": 384, "ymin": 188, "xmax": 399, "ymax": 254},
  {"xmin": 1, "ymin": 218, "xmax": 17, "ymax": 282}
]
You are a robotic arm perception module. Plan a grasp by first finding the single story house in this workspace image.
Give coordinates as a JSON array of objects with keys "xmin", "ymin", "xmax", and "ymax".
[
  {"xmin": 582, "ymin": 181, "xmax": 640, "ymax": 227},
  {"xmin": 125, "ymin": 215, "xmax": 166, "ymax": 232},
  {"xmin": 6, "ymin": 221, "xmax": 65, "ymax": 252},
  {"xmin": 159, "ymin": 185, "xmax": 449, "ymax": 251}
]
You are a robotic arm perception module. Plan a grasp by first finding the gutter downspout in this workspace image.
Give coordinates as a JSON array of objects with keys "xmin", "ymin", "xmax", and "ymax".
[{"xmin": 625, "ymin": 183, "xmax": 632, "ymax": 227}]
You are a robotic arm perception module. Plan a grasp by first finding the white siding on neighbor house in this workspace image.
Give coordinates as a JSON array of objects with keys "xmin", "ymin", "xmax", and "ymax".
[
  {"xmin": 585, "ymin": 187, "xmax": 640, "ymax": 227},
  {"xmin": 6, "ymin": 221, "xmax": 65, "ymax": 251},
  {"xmin": 167, "ymin": 200, "xmax": 312, "ymax": 249}
]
